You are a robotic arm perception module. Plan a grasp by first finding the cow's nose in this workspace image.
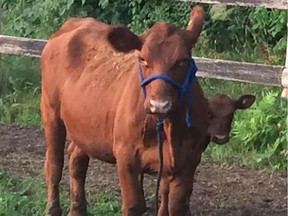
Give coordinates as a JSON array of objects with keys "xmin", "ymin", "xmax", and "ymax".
[
  {"xmin": 212, "ymin": 134, "xmax": 229, "ymax": 144},
  {"xmin": 214, "ymin": 135, "xmax": 227, "ymax": 140},
  {"xmin": 149, "ymin": 99, "xmax": 172, "ymax": 114}
]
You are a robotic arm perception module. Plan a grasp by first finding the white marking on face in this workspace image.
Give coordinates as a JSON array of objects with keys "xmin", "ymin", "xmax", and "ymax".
[{"xmin": 149, "ymin": 99, "xmax": 171, "ymax": 113}]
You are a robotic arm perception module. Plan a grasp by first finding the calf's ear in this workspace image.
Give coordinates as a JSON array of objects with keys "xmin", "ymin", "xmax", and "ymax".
[
  {"xmin": 234, "ymin": 95, "xmax": 256, "ymax": 109},
  {"xmin": 107, "ymin": 25, "xmax": 142, "ymax": 53}
]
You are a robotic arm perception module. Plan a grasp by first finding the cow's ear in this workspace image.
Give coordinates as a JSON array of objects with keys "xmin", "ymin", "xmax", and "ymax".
[
  {"xmin": 107, "ymin": 25, "xmax": 142, "ymax": 52},
  {"xmin": 180, "ymin": 6, "xmax": 204, "ymax": 49},
  {"xmin": 234, "ymin": 95, "xmax": 256, "ymax": 109}
]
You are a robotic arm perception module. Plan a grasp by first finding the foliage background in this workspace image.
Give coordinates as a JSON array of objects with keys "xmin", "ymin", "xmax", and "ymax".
[{"xmin": 0, "ymin": 0, "xmax": 287, "ymax": 169}]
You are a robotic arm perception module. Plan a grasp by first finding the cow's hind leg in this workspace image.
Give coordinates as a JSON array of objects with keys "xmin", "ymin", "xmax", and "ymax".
[
  {"xmin": 67, "ymin": 142, "xmax": 89, "ymax": 216},
  {"xmin": 42, "ymin": 107, "xmax": 66, "ymax": 216}
]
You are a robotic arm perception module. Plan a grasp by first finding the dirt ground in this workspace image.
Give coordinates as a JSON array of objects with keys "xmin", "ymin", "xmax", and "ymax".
[{"xmin": 0, "ymin": 123, "xmax": 287, "ymax": 216}]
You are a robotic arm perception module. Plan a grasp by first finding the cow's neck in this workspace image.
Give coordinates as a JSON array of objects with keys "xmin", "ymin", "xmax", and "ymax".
[{"xmin": 159, "ymin": 102, "xmax": 190, "ymax": 172}]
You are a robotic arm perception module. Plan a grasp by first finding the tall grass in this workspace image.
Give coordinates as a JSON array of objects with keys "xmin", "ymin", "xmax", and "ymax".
[{"xmin": 0, "ymin": 56, "xmax": 40, "ymax": 126}]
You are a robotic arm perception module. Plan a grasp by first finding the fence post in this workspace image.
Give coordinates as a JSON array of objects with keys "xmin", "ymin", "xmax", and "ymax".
[
  {"xmin": 281, "ymin": 21, "xmax": 288, "ymax": 99},
  {"xmin": 0, "ymin": 0, "xmax": 2, "ymax": 93}
]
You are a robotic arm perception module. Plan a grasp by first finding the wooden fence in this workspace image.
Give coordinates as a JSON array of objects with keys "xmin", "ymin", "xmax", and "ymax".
[{"xmin": 0, "ymin": 0, "xmax": 287, "ymax": 97}]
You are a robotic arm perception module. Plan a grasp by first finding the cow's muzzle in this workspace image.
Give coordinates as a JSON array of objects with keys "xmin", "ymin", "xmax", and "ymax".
[
  {"xmin": 148, "ymin": 99, "xmax": 173, "ymax": 114},
  {"xmin": 211, "ymin": 134, "xmax": 229, "ymax": 144}
]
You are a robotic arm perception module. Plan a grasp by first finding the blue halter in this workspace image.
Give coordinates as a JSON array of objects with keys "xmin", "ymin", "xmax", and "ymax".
[{"xmin": 137, "ymin": 53, "xmax": 198, "ymax": 127}]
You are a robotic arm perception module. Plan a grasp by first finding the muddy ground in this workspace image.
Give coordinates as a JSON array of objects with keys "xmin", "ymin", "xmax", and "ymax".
[{"xmin": 0, "ymin": 123, "xmax": 287, "ymax": 216}]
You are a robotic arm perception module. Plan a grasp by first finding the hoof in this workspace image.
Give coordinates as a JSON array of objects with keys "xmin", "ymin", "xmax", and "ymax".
[
  {"xmin": 67, "ymin": 202, "xmax": 87, "ymax": 216},
  {"xmin": 45, "ymin": 207, "xmax": 62, "ymax": 216},
  {"xmin": 46, "ymin": 200, "xmax": 62, "ymax": 216}
]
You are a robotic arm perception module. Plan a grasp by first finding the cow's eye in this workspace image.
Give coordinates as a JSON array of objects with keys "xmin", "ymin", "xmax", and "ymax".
[
  {"xmin": 139, "ymin": 56, "xmax": 149, "ymax": 68},
  {"xmin": 176, "ymin": 58, "xmax": 189, "ymax": 67}
]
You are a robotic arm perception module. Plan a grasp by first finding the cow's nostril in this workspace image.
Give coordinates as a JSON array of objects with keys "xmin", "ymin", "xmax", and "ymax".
[
  {"xmin": 149, "ymin": 99, "xmax": 172, "ymax": 114},
  {"xmin": 212, "ymin": 134, "xmax": 229, "ymax": 145},
  {"xmin": 214, "ymin": 135, "xmax": 226, "ymax": 140}
]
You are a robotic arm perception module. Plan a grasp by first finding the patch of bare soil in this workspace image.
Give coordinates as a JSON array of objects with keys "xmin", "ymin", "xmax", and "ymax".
[{"xmin": 0, "ymin": 123, "xmax": 287, "ymax": 216}]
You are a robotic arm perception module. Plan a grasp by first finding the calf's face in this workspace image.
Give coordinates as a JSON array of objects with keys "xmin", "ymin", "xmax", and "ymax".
[
  {"xmin": 208, "ymin": 94, "xmax": 256, "ymax": 144},
  {"xmin": 107, "ymin": 6, "xmax": 204, "ymax": 117}
]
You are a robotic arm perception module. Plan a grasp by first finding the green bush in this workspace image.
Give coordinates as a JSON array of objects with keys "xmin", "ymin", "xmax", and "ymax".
[
  {"xmin": 232, "ymin": 91, "xmax": 287, "ymax": 169},
  {"xmin": 204, "ymin": 5, "xmax": 286, "ymax": 64}
]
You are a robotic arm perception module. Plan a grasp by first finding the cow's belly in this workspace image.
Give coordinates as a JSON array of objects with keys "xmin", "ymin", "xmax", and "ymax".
[
  {"xmin": 60, "ymin": 78, "xmax": 122, "ymax": 163},
  {"xmin": 69, "ymin": 138, "xmax": 116, "ymax": 164}
]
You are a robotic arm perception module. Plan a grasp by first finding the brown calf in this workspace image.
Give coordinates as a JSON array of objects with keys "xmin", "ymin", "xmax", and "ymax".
[
  {"xmin": 41, "ymin": 6, "xmax": 213, "ymax": 216},
  {"xmin": 140, "ymin": 93, "xmax": 255, "ymax": 195},
  {"xmin": 206, "ymin": 93, "xmax": 256, "ymax": 146}
]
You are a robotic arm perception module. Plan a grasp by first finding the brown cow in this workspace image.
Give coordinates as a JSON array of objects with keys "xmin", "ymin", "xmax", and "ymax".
[{"xmin": 41, "ymin": 6, "xmax": 209, "ymax": 216}]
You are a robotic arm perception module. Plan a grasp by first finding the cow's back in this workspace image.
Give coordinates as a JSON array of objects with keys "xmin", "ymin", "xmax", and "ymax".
[
  {"xmin": 41, "ymin": 18, "xmax": 138, "ymax": 162},
  {"xmin": 41, "ymin": 18, "xmax": 111, "ymax": 98}
]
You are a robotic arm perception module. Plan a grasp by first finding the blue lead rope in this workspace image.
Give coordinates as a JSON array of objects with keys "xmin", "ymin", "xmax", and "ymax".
[
  {"xmin": 155, "ymin": 118, "xmax": 164, "ymax": 214},
  {"xmin": 137, "ymin": 54, "xmax": 198, "ymax": 127}
]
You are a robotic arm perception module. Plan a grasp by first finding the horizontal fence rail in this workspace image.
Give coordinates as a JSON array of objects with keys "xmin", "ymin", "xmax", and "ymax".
[
  {"xmin": 179, "ymin": 0, "xmax": 288, "ymax": 10},
  {"xmin": 0, "ymin": 35, "xmax": 282, "ymax": 86},
  {"xmin": 195, "ymin": 57, "xmax": 282, "ymax": 86},
  {"xmin": 0, "ymin": 35, "xmax": 46, "ymax": 57}
]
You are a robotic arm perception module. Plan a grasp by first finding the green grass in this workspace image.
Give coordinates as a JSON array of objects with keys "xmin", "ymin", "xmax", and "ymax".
[
  {"xmin": 0, "ymin": 56, "xmax": 41, "ymax": 126},
  {"xmin": 0, "ymin": 170, "xmax": 53, "ymax": 216},
  {"xmin": 0, "ymin": 91, "xmax": 40, "ymax": 126},
  {"xmin": 0, "ymin": 169, "xmax": 121, "ymax": 216},
  {"xmin": 1, "ymin": 56, "xmax": 40, "ymax": 94},
  {"xmin": 88, "ymin": 193, "xmax": 120, "ymax": 216}
]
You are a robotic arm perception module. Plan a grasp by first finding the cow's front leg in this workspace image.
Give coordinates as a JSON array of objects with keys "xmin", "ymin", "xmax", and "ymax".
[
  {"xmin": 168, "ymin": 154, "xmax": 201, "ymax": 216},
  {"xmin": 157, "ymin": 177, "xmax": 169, "ymax": 216},
  {"xmin": 168, "ymin": 174, "xmax": 192, "ymax": 216},
  {"xmin": 115, "ymin": 146, "xmax": 146, "ymax": 216},
  {"xmin": 67, "ymin": 142, "xmax": 89, "ymax": 216}
]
